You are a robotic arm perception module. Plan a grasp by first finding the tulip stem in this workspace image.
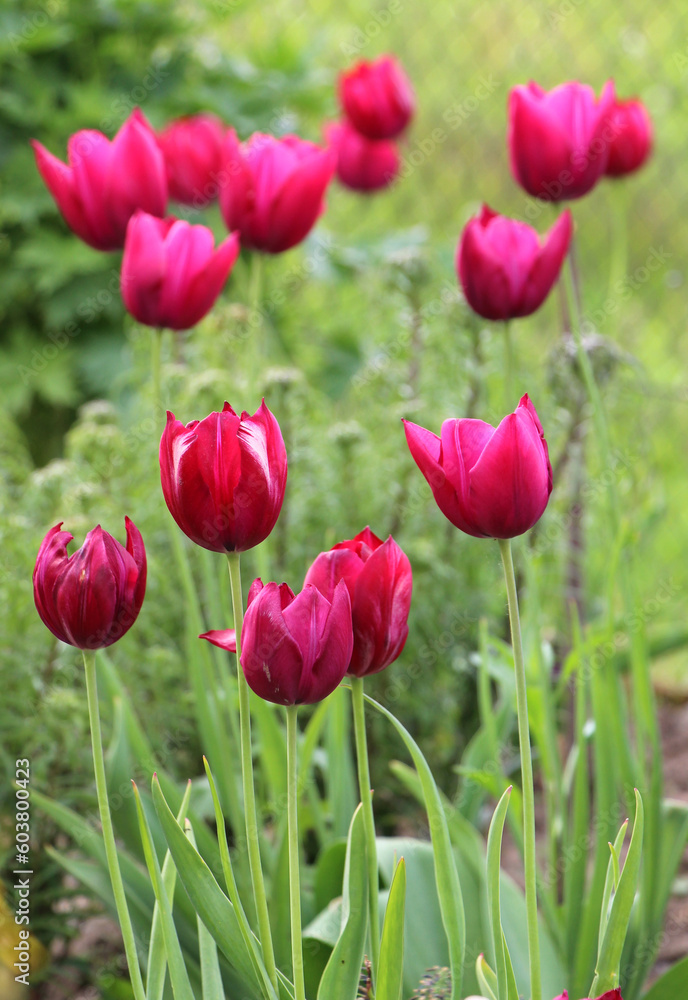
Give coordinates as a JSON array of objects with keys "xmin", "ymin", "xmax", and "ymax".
[
  {"xmin": 226, "ymin": 551, "xmax": 279, "ymax": 994},
  {"xmin": 82, "ymin": 650, "xmax": 146, "ymax": 1000},
  {"xmin": 151, "ymin": 327, "xmax": 164, "ymax": 421},
  {"xmin": 503, "ymin": 320, "xmax": 514, "ymax": 407},
  {"xmin": 286, "ymin": 705, "xmax": 306, "ymax": 1000},
  {"xmin": 497, "ymin": 539, "xmax": 542, "ymax": 1000},
  {"xmin": 351, "ymin": 675, "xmax": 380, "ymax": 984}
]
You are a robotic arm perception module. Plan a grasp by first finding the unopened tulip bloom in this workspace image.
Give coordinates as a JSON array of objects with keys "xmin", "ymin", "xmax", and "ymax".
[
  {"xmin": 31, "ymin": 108, "xmax": 167, "ymax": 251},
  {"xmin": 404, "ymin": 394, "xmax": 552, "ymax": 539},
  {"xmin": 202, "ymin": 579, "xmax": 353, "ymax": 705},
  {"xmin": 219, "ymin": 131, "xmax": 335, "ymax": 253},
  {"xmin": 160, "ymin": 401, "xmax": 287, "ymax": 552},
  {"xmin": 33, "ymin": 518, "xmax": 146, "ymax": 649},
  {"xmin": 339, "ymin": 55, "xmax": 415, "ymax": 140},
  {"xmin": 157, "ymin": 113, "xmax": 227, "ymax": 206},
  {"xmin": 604, "ymin": 98, "xmax": 652, "ymax": 177},
  {"xmin": 121, "ymin": 212, "xmax": 240, "ymax": 330},
  {"xmin": 508, "ymin": 80, "xmax": 615, "ymax": 200},
  {"xmin": 325, "ymin": 121, "xmax": 400, "ymax": 192},
  {"xmin": 457, "ymin": 205, "xmax": 572, "ymax": 321},
  {"xmin": 304, "ymin": 527, "xmax": 412, "ymax": 676}
]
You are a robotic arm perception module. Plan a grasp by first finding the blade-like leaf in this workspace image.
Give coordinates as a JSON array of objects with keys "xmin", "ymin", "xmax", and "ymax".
[
  {"xmin": 376, "ymin": 858, "xmax": 406, "ymax": 1000},
  {"xmin": 590, "ymin": 790, "xmax": 644, "ymax": 996},
  {"xmin": 598, "ymin": 820, "xmax": 629, "ymax": 953},
  {"xmin": 486, "ymin": 787, "xmax": 515, "ymax": 1000},
  {"xmin": 317, "ymin": 804, "xmax": 368, "ymax": 1000},
  {"xmin": 364, "ymin": 693, "xmax": 465, "ymax": 1000},
  {"xmin": 186, "ymin": 821, "xmax": 225, "ymax": 1000},
  {"xmin": 133, "ymin": 782, "xmax": 195, "ymax": 1000}
]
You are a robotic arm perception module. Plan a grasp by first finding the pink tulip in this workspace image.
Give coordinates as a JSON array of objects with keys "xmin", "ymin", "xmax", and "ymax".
[
  {"xmin": 202, "ymin": 579, "xmax": 353, "ymax": 705},
  {"xmin": 304, "ymin": 527, "xmax": 412, "ymax": 677},
  {"xmin": 121, "ymin": 212, "xmax": 239, "ymax": 330},
  {"xmin": 403, "ymin": 395, "xmax": 552, "ymax": 539},
  {"xmin": 605, "ymin": 98, "xmax": 653, "ymax": 177},
  {"xmin": 457, "ymin": 205, "xmax": 572, "ymax": 321},
  {"xmin": 508, "ymin": 80, "xmax": 615, "ymax": 200},
  {"xmin": 31, "ymin": 108, "xmax": 167, "ymax": 251},
  {"xmin": 325, "ymin": 121, "xmax": 400, "ymax": 192},
  {"xmin": 160, "ymin": 401, "xmax": 287, "ymax": 553},
  {"xmin": 339, "ymin": 55, "xmax": 415, "ymax": 140},
  {"xmin": 33, "ymin": 518, "xmax": 146, "ymax": 649},
  {"xmin": 157, "ymin": 113, "xmax": 227, "ymax": 206},
  {"xmin": 219, "ymin": 131, "xmax": 335, "ymax": 253}
]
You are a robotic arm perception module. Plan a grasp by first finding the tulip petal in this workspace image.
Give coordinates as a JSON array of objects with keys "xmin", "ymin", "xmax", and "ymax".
[
  {"xmin": 303, "ymin": 548, "xmax": 364, "ymax": 604},
  {"xmin": 518, "ymin": 209, "xmax": 572, "ymax": 317},
  {"xmin": 305, "ymin": 580, "xmax": 353, "ymax": 703},
  {"xmin": 349, "ymin": 537, "xmax": 412, "ymax": 677},
  {"xmin": 200, "ymin": 629, "xmax": 237, "ymax": 652},
  {"xmin": 241, "ymin": 582, "xmax": 302, "ymax": 705}
]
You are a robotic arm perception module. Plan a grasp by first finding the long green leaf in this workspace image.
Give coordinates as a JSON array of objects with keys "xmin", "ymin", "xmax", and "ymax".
[
  {"xmin": 476, "ymin": 954, "xmax": 498, "ymax": 1000},
  {"xmin": 364, "ymin": 694, "xmax": 465, "ymax": 1000},
  {"xmin": 590, "ymin": 790, "xmax": 644, "ymax": 996},
  {"xmin": 642, "ymin": 953, "xmax": 688, "ymax": 1000},
  {"xmin": 486, "ymin": 787, "xmax": 513, "ymax": 1000},
  {"xmin": 151, "ymin": 774, "xmax": 270, "ymax": 1000},
  {"xmin": 146, "ymin": 780, "xmax": 193, "ymax": 1000},
  {"xmin": 376, "ymin": 858, "xmax": 406, "ymax": 1000},
  {"xmin": 317, "ymin": 804, "xmax": 368, "ymax": 1000},
  {"xmin": 186, "ymin": 821, "xmax": 225, "ymax": 1000},
  {"xmin": 598, "ymin": 820, "xmax": 629, "ymax": 953},
  {"xmin": 133, "ymin": 782, "xmax": 195, "ymax": 1000}
]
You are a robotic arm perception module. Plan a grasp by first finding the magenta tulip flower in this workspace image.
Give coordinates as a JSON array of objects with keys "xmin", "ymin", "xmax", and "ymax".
[
  {"xmin": 403, "ymin": 394, "xmax": 552, "ymax": 539},
  {"xmin": 33, "ymin": 518, "xmax": 146, "ymax": 649},
  {"xmin": 508, "ymin": 80, "xmax": 615, "ymax": 200},
  {"xmin": 160, "ymin": 401, "xmax": 287, "ymax": 553},
  {"xmin": 157, "ymin": 113, "xmax": 227, "ymax": 206},
  {"xmin": 339, "ymin": 55, "xmax": 415, "ymax": 140},
  {"xmin": 219, "ymin": 131, "xmax": 335, "ymax": 253},
  {"xmin": 31, "ymin": 108, "xmax": 167, "ymax": 251},
  {"xmin": 325, "ymin": 121, "xmax": 400, "ymax": 193},
  {"xmin": 121, "ymin": 212, "xmax": 240, "ymax": 330},
  {"xmin": 303, "ymin": 527, "xmax": 412, "ymax": 677},
  {"xmin": 457, "ymin": 205, "xmax": 572, "ymax": 321},
  {"xmin": 202, "ymin": 579, "xmax": 353, "ymax": 705},
  {"xmin": 604, "ymin": 98, "xmax": 653, "ymax": 177},
  {"xmin": 552, "ymin": 991, "xmax": 622, "ymax": 1000}
]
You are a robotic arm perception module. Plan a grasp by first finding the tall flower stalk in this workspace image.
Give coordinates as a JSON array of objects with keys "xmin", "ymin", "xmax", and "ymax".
[
  {"xmin": 351, "ymin": 675, "xmax": 380, "ymax": 981},
  {"xmin": 498, "ymin": 540, "xmax": 542, "ymax": 1000},
  {"xmin": 286, "ymin": 705, "xmax": 306, "ymax": 1000},
  {"xmin": 226, "ymin": 551, "xmax": 279, "ymax": 993}
]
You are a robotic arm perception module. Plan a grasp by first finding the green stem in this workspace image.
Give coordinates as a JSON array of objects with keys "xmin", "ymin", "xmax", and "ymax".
[
  {"xmin": 498, "ymin": 539, "xmax": 542, "ymax": 1000},
  {"xmin": 351, "ymin": 675, "xmax": 380, "ymax": 984},
  {"xmin": 286, "ymin": 705, "xmax": 306, "ymax": 1000},
  {"xmin": 82, "ymin": 650, "xmax": 146, "ymax": 1000},
  {"xmin": 151, "ymin": 327, "xmax": 164, "ymax": 422},
  {"xmin": 226, "ymin": 551, "xmax": 279, "ymax": 994},
  {"xmin": 503, "ymin": 320, "xmax": 514, "ymax": 409}
]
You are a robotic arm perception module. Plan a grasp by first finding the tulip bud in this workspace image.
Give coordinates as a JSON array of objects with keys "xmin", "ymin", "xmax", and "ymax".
[
  {"xmin": 508, "ymin": 80, "xmax": 615, "ymax": 201},
  {"xmin": 202, "ymin": 579, "xmax": 354, "ymax": 705},
  {"xmin": 339, "ymin": 55, "xmax": 415, "ymax": 140},
  {"xmin": 121, "ymin": 212, "xmax": 240, "ymax": 330},
  {"xmin": 159, "ymin": 401, "xmax": 287, "ymax": 553},
  {"xmin": 604, "ymin": 98, "xmax": 652, "ymax": 177},
  {"xmin": 31, "ymin": 109, "xmax": 167, "ymax": 251},
  {"xmin": 33, "ymin": 518, "xmax": 147, "ymax": 649},
  {"xmin": 403, "ymin": 395, "xmax": 553, "ymax": 539},
  {"xmin": 157, "ymin": 113, "xmax": 227, "ymax": 206},
  {"xmin": 457, "ymin": 206, "xmax": 572, "ymax": 321},
  {"xmin": 304, "ymin": 527, "xmax": 412, "ymax": 677},
  {"xmin": 324, "ymin": 120, "xmax": 400, "ymax": 193},
  {"xmin": 219, "ymin": 131, "xmax": 335, "ymax": 253}
]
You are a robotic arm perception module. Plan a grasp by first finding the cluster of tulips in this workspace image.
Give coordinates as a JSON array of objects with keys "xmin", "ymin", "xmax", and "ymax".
[{"xmin": 30, "ymin": 47, "xmax": 655, "ymax": 1000}]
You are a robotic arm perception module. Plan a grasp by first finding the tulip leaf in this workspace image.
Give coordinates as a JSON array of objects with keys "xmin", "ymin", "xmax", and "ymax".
[
  {"xmin": 486, "ymin": 786, "xmax": 518, "ymax": 1000},
  {"xmin": 364, "ymin": 693, "xmax": 465, "ymax": 1000},
  {"xmin": 598, "ymin": 820, "xmax": 629, "ymax": 953},
  {"xmin": 146, "ymin": 780, "xmax": 193, "ymax": 1000},
  {"xmin": 132, "ymin": 781, "xmax": 195, "ymax": 1000},
  {"xmin": 590, "ymin": 789, "xmax": 644, "ymax": 997},
  {"xmin": 641, "ymin": 954, "xmax": 688, "ymax": 1000},
  {"xmin": 151, "ymin": 774, "xmax": 277, "ymax": 1000},
  {"xmin": 185, "ymin": 821, "xmax": 224, "ymax": 1000},
  {"xmin": 476, "ymin": 954, "xmax": 498, "ymax": 1000},
  {"xmin": 376, "ymin": 858, "xmax": 406, "ymax": 1000},
  {"xmin": 317, "ymin": 804, "xmax": 368, "ymax": 1000}
]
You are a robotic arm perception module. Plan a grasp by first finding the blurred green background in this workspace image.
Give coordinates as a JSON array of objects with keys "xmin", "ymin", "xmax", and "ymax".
[{"xmin": 1, "ymin": 0, "xmax": 687, "ymax": 993}]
